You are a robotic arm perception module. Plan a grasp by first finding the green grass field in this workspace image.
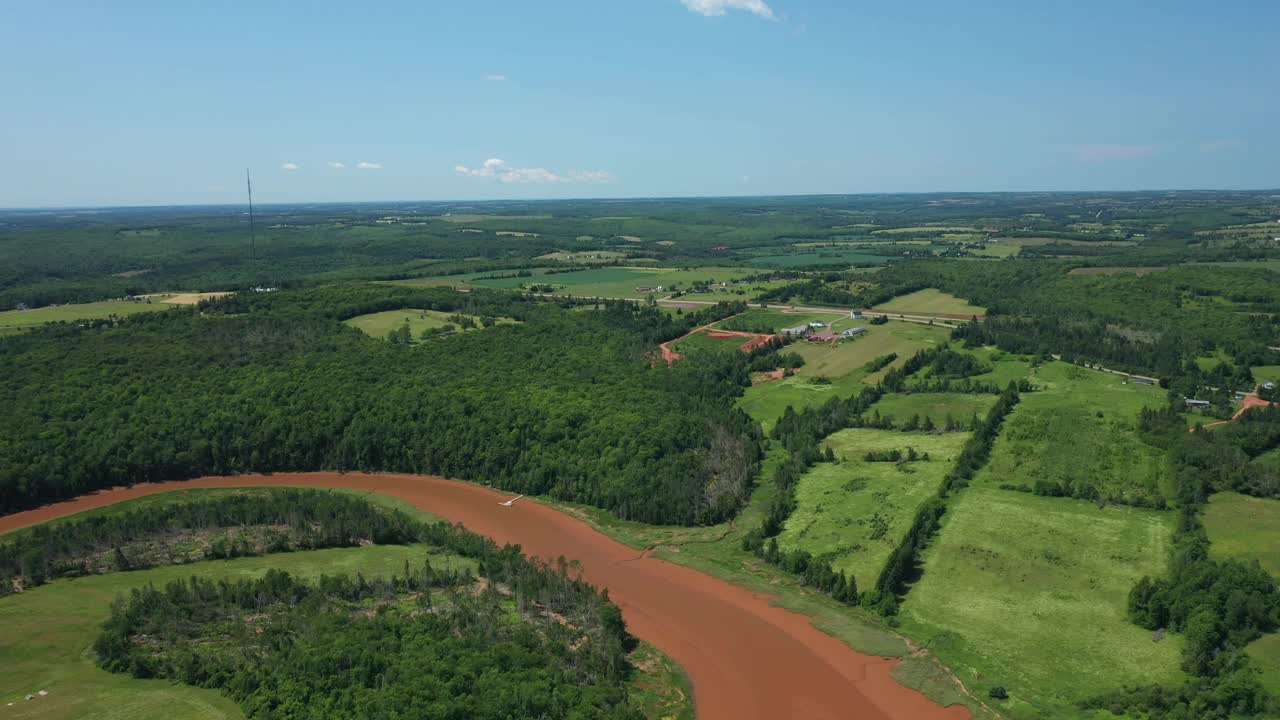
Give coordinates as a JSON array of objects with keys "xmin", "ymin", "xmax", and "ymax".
[
  {"xmin": 1204, "ymin": 492, "xmax": 1280, "ymax": 577},
  {"xmin": 0, "ymin": 299, "xmax": 173, "ymax": 332},
  {"xmin": 901, "ymin": 487, "xmax": 1183, "ymax": 717},
  {"xmin": 779, "ymin": 428, "xmax": 970, "ymax": 588},
  {"xmin": 872, "ymin": 289, "xmax": 987, "ymax": 316},
  {"xmin": 1247, "ymin": 634, "xmax": 1280, "ymax": 698},
  {"xmin": 716, "ymin": 307, "xmax": 851, "ymax": 333},
  {"xmin": 1252, "ymin": 365, "xmax": 1280, "ymax": 385},
  {"xmin": 870, "ymin": 393, "xmax": 998, "ymax": 427},
  {"xmin": 0, "ymin": 544, "xmax": 461, "ymax": 719},
  {"xmin": 342, "ymin": 308, "xmax": 514, "ymax": 340},
  {"xmin": 671, "ymin": 330, "xmax": 747, "ymax": 355},
  {"xmin": 747, "ymin": 251, "xmax": 892, "ymax": 268},
  {"xmin": 737, "ymin": 321, "xmax": 950, "ymax": 429},
  {"xmin": 972, "ymin": 361, "xmax": 1172, "ymax": 505},
  {"xmin": 961, "ymin": 347, "xmax": 1035, "ymax": 388},
  {"xmin": 407, "ymin": 266, "xmax": 759, "ymax": 300}
]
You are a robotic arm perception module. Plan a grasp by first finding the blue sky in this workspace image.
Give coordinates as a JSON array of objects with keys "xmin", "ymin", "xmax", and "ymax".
[{"xmin": 1, "ymin": 0, "xmax": 1276, "ymax": 207}]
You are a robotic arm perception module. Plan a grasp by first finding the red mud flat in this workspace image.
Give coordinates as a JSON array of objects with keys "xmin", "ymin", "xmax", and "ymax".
[{"xmin": 1, "ymin": 473, "xmax": 970, "ymax": 720}]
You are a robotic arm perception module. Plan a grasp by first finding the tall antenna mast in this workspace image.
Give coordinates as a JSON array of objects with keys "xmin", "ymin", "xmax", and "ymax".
[{"xmin": 246, "ymin": 168, "xmax": 256, "ymax": 260}]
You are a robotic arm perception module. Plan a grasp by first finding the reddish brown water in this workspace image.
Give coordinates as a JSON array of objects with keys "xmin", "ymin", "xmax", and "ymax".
[{"xmin": 0, "ymin": 473, "xmax": 970, "ymax": 720}]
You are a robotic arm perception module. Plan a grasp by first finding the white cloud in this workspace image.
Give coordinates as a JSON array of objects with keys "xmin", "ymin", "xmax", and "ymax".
[
  {"xmin": 328, "ymin": 161, "xmax": 347, "ymax": 169},
  {"xmin": 455, "ymin": 158, "xmax": 613, "ymax": 184},
  {"xmin": 485, "ymin": 74, "xmax": 508, "ymax": 81},
  {"xmin": 681, "ymin": 0, "xmax": 775, "ymax": 19},
  {"xmin": 355, "ymin": 161, "xmax": 383, "ymax": 169},
  {"xmin": 281, "ymin": 162, "xmax": 300, "ymax": 170}
]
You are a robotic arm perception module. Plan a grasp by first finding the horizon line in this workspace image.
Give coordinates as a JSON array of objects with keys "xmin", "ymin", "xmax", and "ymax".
[{"xmin": 3, "ymin": 187, "xmax": 1280, "ymax": 213}]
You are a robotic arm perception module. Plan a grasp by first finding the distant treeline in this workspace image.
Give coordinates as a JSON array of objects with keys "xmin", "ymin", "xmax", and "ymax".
[{"xmin": 0, "ymin": 285, "xmax": 761, "ymax": 525}]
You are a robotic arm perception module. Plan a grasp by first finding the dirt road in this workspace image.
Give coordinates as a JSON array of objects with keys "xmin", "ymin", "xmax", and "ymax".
[{"xmin": 0, "ymin": 473, "xmax": 970, "ymax": 720}]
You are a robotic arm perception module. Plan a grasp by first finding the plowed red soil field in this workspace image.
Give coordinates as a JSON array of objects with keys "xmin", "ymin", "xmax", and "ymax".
[{"xmin": 0, "ymin": 473, "xmax": 970, "ymax": 720}]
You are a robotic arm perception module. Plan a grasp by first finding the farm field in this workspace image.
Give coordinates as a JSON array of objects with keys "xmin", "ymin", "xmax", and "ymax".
[
  {"xmin": 1204, "ymin": 492, "xmax": 1280, "ymax": 577},
  {"xmin": 972, "ymin": 361, "xmax": 1172, "ymax": 505},
  {"xmin": 954, "ymin": 346, "xmax": 1035, "ymax": 388},
  {"xmin": 534, "ymin": 250, "xmax": 631, "ymax": 263},
  {"xmin": 0, "ymin": 299, "xmax": 174, "ymax": 332},
  {"xmin": 1252, "ymin": 365, "xmax": 1280, "ymax": 385},
  {"xmin": 719, "ymin": 307, "xmax": 851, "ymax": 333},
  {"xmin": 747, "ymin": 251, "xmax": 892, "ymax": 268},
  {"xmin": 671, "ymin": 329, "xmax": 751, "ymax": 355},
  {"xmin": 414, "ymin": 266, "xmax": 762, "ymax": 299},
  {"xmin": 778, "ymin": 428, "xmax": 970, "ymax": 589},
  {"xmin": 737, "ymin": 321, "xmax": 950, "ymax": 428},
  {"xmin": 342, "ymin": 308, "xmax": 513, "ymax": 340},
  {"xmin": 0, "ymin": 544, "xmax": 454, "ymax": 719},
  {"xmin": 1248, "ymin": 634, "xmax": 1280, "ymax": 697},
  {"xmin": 901, "ymin": 487, "xmax": 1183, "ymax": 716},
  {"xmin": 870, "ymin": 392, "xmax": 997, "ymax": 427},
  {"xmin": 872, "ymin": 288, "xmax": 986, "ymax": 317}
]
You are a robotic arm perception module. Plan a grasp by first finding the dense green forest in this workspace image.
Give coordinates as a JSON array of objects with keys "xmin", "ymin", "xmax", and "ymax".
[{"xmin": 0, "ymin": 285, "xmax": 762, "ymax": 524}]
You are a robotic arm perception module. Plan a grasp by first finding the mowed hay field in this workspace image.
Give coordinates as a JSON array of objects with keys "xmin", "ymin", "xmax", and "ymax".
[
  {"xmin": 0, "ymin": 299, "xmax": 173, "ymax": 332},
  {"xmin": 870, "ymin": 392, "xmax": 998, "ymax": 427},
  {"xmin": 972, "ymin": 361, "xmax": 1172, "ymax": 505},
  {"xmin": 778, "ymin": 428, "xmax": 970, "ymax": 588},
  {"xmin": 1204, "ymin": 491, "xmax": 1280, "ymax": 579},
  {"xmin": 901, "ymin": 487, "xmax": 1183, "ymax": 716},
  {"xmin": 0, "ymin": 545, "xmax": 456, "ymax": 719},
  {"xmin": 737, "ymin": 321, "xmax": 950, "ymax": 429},
  {"xmin": 872, "ymin": 288, "xmax": 986, "ymax": 317},
  {"xmin": 342, "ymin": 308, "xmax": 513, "ymax": 340}
]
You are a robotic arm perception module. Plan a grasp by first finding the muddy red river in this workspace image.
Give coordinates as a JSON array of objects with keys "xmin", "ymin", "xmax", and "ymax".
[{"xmin": 0, "ymin": 473, "xmax": 970, "ymax": 720}]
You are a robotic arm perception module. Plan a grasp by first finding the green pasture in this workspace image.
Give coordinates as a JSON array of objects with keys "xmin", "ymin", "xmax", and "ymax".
[
  {"xmin": 671, "ymin": 330, "xmax": 747, "ymax": 355},
  {"xmin": 870, "ymin": 392, "xmax": 998, "ymax": 427},
  {"xmin": 535, "ymin": 250, "xmax": 630, "ymax": 263},
  {"xmin": 901, "ymin": 487, "xmax": 1183, "ymax": 717},
  {"xmin": 440, "ymin": 266, "xmax": 757, "ymax": 299},
  {"xmin": 737, "ymin": 321, "xmax": 950, "ymax": 429},
  {"xmin": 342, "ymin": 308, "xmax": 513, "ymax": 340},
  {"xmin": 872, "ymin": 288, "xmax": 987, "ymax": 317},
  {"xmin": 0, "ymin": 299, "xmax": 173, "ymax": 332},
  {"xmin": 1252, "ymin": 365, "xmax": 1280, "ymax": 385},
  {"xmin": 720, "ymin": 307, "xmax": 850, "ymax": 333},
  {"xmin": 778, "ymin": 428, "xmax": 970, "ymax": 588},
  {"xmin": 0, "ymin": 545, "xmax": 460, "ymax": 720},
  {"xmin": 747, "ymin": 252, "xmax": 891, "ymax": 268},
  {"xmin": 1204, "ymin": 491, "xmax": 1280, "ymax": 577},
  {"xmin": 972, "ymin": 362, "xmax": 1172, "ymax": 505},
  {"xmin": 1247, "ymin": 634, "xmax": 1280, "ymax": 698}
]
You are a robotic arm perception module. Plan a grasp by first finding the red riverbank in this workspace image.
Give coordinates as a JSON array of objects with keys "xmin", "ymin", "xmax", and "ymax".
[{"xmin": 0, "ymin": 473, "xmax": 970, "ymax": 720}]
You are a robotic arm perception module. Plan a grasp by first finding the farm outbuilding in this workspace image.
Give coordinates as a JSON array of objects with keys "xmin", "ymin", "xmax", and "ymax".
[
  {"xmin": 841, "ymin": 326, "xmax": 867, "ymax": 338},
  {"xmin": 781, "ymin": 325, "xmax": 811, "ymax": 337}
]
